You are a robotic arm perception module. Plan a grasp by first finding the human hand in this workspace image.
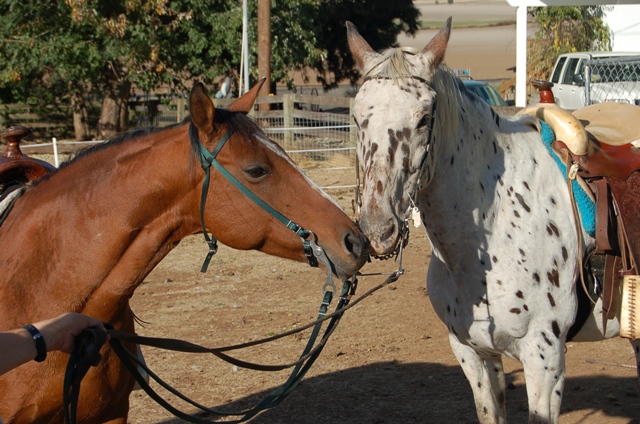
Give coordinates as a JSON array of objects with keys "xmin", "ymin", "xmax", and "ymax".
[{"xmin": 34, "ymin": 313, "xmax": 109, "ymax": 354}]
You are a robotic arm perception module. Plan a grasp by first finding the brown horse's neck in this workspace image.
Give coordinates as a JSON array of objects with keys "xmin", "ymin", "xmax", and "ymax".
[{"xmin": 0, "ymin": 123, "xmax": 200, "ymax": 325}]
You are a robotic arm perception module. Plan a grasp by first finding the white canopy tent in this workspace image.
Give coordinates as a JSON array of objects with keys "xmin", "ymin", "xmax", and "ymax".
[{"xmin": 505, "ymin": 0, "xmax": 640, "ymax": 106}]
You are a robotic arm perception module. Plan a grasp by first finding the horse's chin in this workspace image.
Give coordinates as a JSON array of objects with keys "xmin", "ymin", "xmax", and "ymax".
[
  {"xmin": 326, "ymin": 249, "xmax": 368, "ymax": 282},
  {"xmin": 367, "ymin": 237, "xmax": 400, "ymax": 258}
]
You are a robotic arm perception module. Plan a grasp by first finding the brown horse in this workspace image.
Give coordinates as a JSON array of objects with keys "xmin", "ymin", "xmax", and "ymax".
[{"xmin": 0, "ymin": 82, "xmax": 366, "ymax": 423}]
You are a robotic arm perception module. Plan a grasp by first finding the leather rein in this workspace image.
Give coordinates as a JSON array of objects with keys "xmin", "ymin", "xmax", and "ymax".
[
  {"xmin": 64, "ymin": 260, "xmax": 404, "ymax": 424},
  {"xmin": 63, "ymin": 120, "xmax": 405, "ymax": 423}
]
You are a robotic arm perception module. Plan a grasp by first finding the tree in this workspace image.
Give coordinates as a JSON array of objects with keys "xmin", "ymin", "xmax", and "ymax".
[
  {"xmin": 527, "ymin": 6, "xmax": 612, "ymax": 82},
  {"xmin": 0, "ymin": 0, "xmax": 420, "ymax": 139},
  {"xmin": 65, "ymin": 0, "xmax": 198, "ymax": 138},
  {"xmin": 312, "ymin": 0, "xmax": 421, "ymax": 89},
  {"xmin": 1, "ymin": 0, "xmax": 243, "ymax": 139},
  {"xmin": 0, "ymin": 1, "xmax": 101, "ymax": 140}
]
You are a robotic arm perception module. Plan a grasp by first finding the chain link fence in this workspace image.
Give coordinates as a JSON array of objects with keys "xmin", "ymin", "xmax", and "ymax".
[{"xmin": 584, "ymin": 55, "xmax": 640, "ymax": 105}]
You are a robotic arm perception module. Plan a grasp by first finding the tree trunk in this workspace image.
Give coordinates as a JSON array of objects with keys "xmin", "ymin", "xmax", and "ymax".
[
  {"xmin": 69, "ymin": 88, "xmax": 90, "ymax": 141},
  {"xmin": 97, "ymin": 69, "xmax": 131, "ymax": 140}
]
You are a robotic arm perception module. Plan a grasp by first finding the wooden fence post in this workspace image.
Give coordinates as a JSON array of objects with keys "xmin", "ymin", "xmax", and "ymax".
[
  {"xmin": 283, "ymin": 93, "xmax": 294, "ymax": 148},
  {"xmin": 175, "ymin": 97, "xmax": 186, "ymax": 123}
]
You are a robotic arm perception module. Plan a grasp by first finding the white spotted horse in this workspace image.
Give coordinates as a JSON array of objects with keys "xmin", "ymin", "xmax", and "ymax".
[{"xmin": 347, "ymin": 18, "xmax": 640, "ymax": 424}]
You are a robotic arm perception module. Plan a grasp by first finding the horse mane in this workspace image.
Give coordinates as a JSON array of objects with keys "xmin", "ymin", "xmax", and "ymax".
[
  {"xmin": 57, "ymin": 108, "xmax": 265, "ymax": 171},
  {"xmin": 431, "ymin": 67, "xmax": 463, "ymax": 143},
  {"xmin": 363, "ymin": 47, "xmax": 541, "ymax": 143},
  {"xmin": 52, "ymin": 121, "xmax": 185, "ymax": 174}
]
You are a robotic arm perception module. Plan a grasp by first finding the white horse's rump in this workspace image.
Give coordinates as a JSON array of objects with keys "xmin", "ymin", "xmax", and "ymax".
[{"xmin": 347, "ymin": 18, "xmax": 640, "ymax": 424}]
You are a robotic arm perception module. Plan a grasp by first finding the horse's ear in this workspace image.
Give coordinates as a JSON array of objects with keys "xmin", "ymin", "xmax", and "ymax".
[
  {"xmin": 189, "ymin": 82, "xmax": 215, "ymax": 135},
  {"xmin": 227, "ymin": 78, "xmax": 266, "ymax": 113},
  {"xmin": 419, "ymin": 16, "xmax": 452, "ymax": 69},
  {"xmin": 346, "ymin": 21, "xmax": 380, "ymax": 70}
]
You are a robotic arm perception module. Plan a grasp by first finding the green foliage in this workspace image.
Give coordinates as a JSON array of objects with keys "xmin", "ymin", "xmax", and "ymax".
[
  {"xmin": 527, "ymin": 6, "xmax": 612, "ymax": 81},
  {"xmin": 313, "ymin": 0, "xmax": 421, "ymax": 89},
  {"xmin": 0, "ymin": 1, "xmax": 98, "ymax": 103},
  {"xmin": 0, "ymin": 0, "xmax": 420, "ymax": 107},
  {"xmin": 267, "ymin": 0, "xmax": 324, "ymax": 89}
]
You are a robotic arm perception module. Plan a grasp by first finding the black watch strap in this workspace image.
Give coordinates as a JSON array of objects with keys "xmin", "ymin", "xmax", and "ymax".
[{"xmin": 23, "ymin": 324, "xmax": 47, "ymax": 362}]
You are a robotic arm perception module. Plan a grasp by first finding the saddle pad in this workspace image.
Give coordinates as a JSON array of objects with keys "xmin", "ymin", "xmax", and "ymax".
[
  {"xmin": 540, "ymin": 121, "xmax": 596, "ymax": 237},
  {"xmin": 573, "ymin": 103, "xmax": 640, "ymax": 148},
  {"xmin": 620, "ymin": 275, "xmax": 640, "ymax": 339},
  {"xmin": 0, "ymin": 186, "xmax": 25, "ymax": 227}
]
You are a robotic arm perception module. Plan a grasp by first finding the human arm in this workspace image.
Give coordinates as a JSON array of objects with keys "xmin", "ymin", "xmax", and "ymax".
[{"xmin": 0, "ymin": 313, "xmax": 108, "ymax": 376}]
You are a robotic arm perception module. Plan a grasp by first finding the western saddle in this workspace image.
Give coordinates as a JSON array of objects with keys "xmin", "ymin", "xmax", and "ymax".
[
  {"xmin": 0, "ymin": 126, "xmax": 56, "ymax": 225},
  {"xmin": 519, "ymin": 80, "xmax": 640, "ymax": 339}
]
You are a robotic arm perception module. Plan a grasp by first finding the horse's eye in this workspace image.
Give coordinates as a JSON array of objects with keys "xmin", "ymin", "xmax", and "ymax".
[
  {"xmin": 417, "ymin": 115, "xmax": 430, "ymax": 129},
  {"xmin": 244, "ymin": 166, "xmax": 269, "ymax": 180}
]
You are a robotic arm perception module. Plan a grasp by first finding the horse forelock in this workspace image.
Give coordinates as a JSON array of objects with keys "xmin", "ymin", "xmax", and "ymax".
[
  {"xmin": 187, "ymin": 108, "xmax": 266, "ymax": 153},
  {"xmin": 363, "ymin": 49, "xmax": 461, "ymax": 144},
  {"xmin": 364, "ymin": 48, "xmax": 424, "ymax": 87},
  {"xmin": 212, "ymin": 108, "xmax": 265, "ymax": 146}
]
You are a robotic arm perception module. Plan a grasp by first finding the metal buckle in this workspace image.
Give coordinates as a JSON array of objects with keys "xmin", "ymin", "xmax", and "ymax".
[{"xmin": 306, "ymin": 231, "xmax": 337, "ymax": 293}]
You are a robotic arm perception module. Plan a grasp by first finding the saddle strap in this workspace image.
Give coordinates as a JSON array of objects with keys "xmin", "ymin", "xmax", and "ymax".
[
  {"xmin": 596, "ymin": 174, "xmax": 640, "ymax": 332},
  {"xmin": 602, "ymin": 254, "xmax": 623, "ymax": 333},
  {"xmin": 592, "ymin": 179, "xmax": 614, "ymax": 252},
  {"xmin": 564, "ymin": 158, "xmax": 593, "ymax": 306},
  {"xmin": 605, "ymin": 172, "xmax": 640, "ymax": 271},
  {"xmin": 620, "ymin": 275, "xmax": 640, "ymax": 339}
]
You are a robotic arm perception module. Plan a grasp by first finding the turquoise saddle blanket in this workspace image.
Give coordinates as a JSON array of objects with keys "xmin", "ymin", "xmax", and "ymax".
[{"xmin": 539, "ymin": 121, "xmax": 596, "ymax": 238}]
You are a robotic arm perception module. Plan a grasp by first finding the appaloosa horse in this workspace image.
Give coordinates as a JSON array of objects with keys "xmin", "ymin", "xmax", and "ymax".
[
  {"xmin": 0, "ymin": 81, "xmax": 366, "ymax": 423},
  {"xmin": 347, "ymin": 18, "xmax": 640, "ymax": 424}
]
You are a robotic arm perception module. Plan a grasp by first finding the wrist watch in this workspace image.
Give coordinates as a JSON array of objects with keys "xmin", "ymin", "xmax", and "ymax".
[{"xmin": 23, "ymin": 324, "xmax": 47, "ymax": 362}]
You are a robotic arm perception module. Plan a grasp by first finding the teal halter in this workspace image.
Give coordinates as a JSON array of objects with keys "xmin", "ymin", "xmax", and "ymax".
[{"xmin": 189, "ymin": 122, "xmax": 320, "ymax": 273}]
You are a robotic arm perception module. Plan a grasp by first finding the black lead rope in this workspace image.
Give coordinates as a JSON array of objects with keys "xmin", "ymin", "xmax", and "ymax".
[
  {"xmin": 63, "ymin": 261, "xmax": 407, "ymax": 424},
  {"xmin": 63, "ymin": 327, "xmax": 108, "ymax": 424},
  {"xmin": 63, "ymin": 279, "xmax": 358, "ymax": 424}
]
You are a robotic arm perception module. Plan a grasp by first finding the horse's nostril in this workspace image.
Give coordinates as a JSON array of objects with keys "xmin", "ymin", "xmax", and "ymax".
[
  {"xmin": 380, "ymin": 220, "xmax": 396, "ymax": 243},
  {"xmin": 343, "ymin": 229, "xmax": 364, "ymax": 259}
]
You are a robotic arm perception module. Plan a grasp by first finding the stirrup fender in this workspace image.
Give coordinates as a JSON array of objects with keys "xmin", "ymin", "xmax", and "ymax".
[{"xmin": 517, "ymin": 103, "xmax": 589, "ymax": 156}]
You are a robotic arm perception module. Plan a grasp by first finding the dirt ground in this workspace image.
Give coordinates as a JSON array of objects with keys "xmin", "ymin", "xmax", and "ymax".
[{"xmin": 124, "ymin": 188, "xmax": 640, "ymax": 424}]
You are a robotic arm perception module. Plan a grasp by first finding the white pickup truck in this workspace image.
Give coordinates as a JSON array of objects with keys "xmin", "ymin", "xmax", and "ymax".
[{"xmin": 549, "ymin": 51, "xmax": 640, "ymax": 109}]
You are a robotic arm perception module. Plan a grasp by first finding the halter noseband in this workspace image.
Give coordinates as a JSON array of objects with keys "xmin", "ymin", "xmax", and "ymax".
[{"xmin": 189, "ymin": 122, "xmax": 322, "ymax": 275}]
